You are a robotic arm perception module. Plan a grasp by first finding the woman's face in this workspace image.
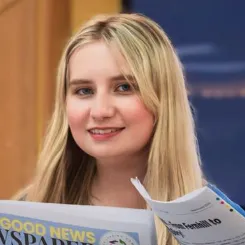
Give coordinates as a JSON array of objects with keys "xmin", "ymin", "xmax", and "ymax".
[{"xmin": 66, "ymin": 41, "xmax": 154, "ymax": 161}]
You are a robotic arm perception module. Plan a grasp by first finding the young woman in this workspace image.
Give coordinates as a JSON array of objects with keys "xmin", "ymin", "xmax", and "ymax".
[{"xmin": 17, "ymin": 13, "xmax": 204, "ymax": 245}]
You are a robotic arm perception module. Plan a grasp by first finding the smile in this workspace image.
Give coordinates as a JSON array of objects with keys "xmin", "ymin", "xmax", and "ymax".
[
  {"xmin": 89, "ymin": 128, "xmax": 123, "ymax": 135},
  {"xmin": 88, "ymin": 127, "xmax": 125, "ymax": 141}
]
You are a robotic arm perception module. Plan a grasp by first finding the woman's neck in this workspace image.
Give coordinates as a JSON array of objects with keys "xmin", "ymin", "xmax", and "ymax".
[{"xmin": 91, "ymin": 154, "xmax": 147, "ymax": 209}]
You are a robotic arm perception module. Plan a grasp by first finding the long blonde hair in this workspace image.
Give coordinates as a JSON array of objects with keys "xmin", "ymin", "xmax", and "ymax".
[{"xmin": 18, "ymin": 13, "xmax": 203, "ymax": 245}]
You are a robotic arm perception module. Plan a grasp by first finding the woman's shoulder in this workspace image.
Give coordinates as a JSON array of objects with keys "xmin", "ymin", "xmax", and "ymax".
[
  {"xmin": 18, "ymin": 194, "xmax": 27, "ymax": 201},
  {"xmin": 12, "ymin": 185, "xmax": 31, "ymax": 201}
]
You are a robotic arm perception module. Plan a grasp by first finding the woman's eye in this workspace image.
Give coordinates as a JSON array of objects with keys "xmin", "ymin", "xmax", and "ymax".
[
  {"xmin": 116, "ymin": 83, "xmax": 132, "ymax": 92},
  {"xmin": 76, "ymin": 88, "xmax": 93, "ymax": 95}
]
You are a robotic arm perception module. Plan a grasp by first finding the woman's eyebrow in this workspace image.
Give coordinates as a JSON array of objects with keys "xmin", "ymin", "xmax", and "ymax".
[
  {"xmin": 109, "ymin": 74, "xmax": 136, "ymax": 83},
  {"xmin": 68, "ymin": 74, "xmax": 136, "ymax": 86},
  {"xmin": 68, "ymin": 79, "xmax": 92, "ymax": 86}
]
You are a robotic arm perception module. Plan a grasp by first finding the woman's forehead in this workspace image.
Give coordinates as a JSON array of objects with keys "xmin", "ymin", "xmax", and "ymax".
[{"xmin": 68, "ymin": 41, "xmax": 131, "ymax": 81}]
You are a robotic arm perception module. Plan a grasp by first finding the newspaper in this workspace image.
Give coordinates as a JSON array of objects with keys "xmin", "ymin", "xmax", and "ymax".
[
  {"xmin": 1, "ymin": 179, "xmax": 245, "ymax": 245},
  {"xmin": 0, "ymin": 200, "xmax": 157, "ymax": 245},
  {"xmin": 131, "ymin": 178, "xmax": 245, "ymax": 245}
]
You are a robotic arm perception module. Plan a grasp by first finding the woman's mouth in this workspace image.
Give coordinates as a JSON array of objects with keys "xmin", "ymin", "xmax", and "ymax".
[{"xmin": 88, "ymin": 128, "xmax": 125, "ymax": 140}]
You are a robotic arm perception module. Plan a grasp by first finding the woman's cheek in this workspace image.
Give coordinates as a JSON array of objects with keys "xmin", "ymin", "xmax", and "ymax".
[
  {"xmin": 66, "ymin": 99, "xmax": 88, "ymax": 127},
  {"xmin": 119, "ymin": 96, "xmax": 154, "ymax": 123}
]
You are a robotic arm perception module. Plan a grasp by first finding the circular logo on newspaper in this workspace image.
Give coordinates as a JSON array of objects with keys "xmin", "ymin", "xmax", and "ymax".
[{"xmin": 99, "ymin": 232, "xmax": 139, "ymax": 245}]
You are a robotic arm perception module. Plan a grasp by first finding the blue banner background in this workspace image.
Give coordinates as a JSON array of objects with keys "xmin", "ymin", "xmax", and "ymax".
[{"xmin": 128, "ymin": 0, "xmax": 245, "ymax": 206}]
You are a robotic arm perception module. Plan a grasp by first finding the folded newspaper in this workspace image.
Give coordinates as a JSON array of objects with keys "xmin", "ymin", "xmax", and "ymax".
[
  {"xmin": 0, "ymin": 179, "xmax": 245, "ymax": 245},
  {"xmin": 131, "ymin": 178, "xmax": 245, "ymax": 245}
]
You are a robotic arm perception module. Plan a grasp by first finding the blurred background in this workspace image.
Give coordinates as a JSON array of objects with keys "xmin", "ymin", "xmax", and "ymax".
[{"xmin": 0, "ymin": 0, "xmax": 244, "ymax": 208}]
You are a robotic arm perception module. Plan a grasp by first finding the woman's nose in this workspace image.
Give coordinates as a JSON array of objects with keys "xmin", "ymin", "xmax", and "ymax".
[{"xmin": 90, "ymin": 95, "xmax": 115, "ymax": 121}]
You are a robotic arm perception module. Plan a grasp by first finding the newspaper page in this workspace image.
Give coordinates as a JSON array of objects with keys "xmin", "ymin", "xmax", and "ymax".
[
  {"xmin": 131, "ymin": 178, "xmax": 245, "ymax": 245},
  {"xmin": 0, "ymin": 200, "xmax": 157, "ymax": 245}
]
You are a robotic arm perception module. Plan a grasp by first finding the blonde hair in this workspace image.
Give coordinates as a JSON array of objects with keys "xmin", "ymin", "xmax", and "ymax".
[{"xmin": 17, "ymin": 13, "xmax": 203, "ymax": 245}]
